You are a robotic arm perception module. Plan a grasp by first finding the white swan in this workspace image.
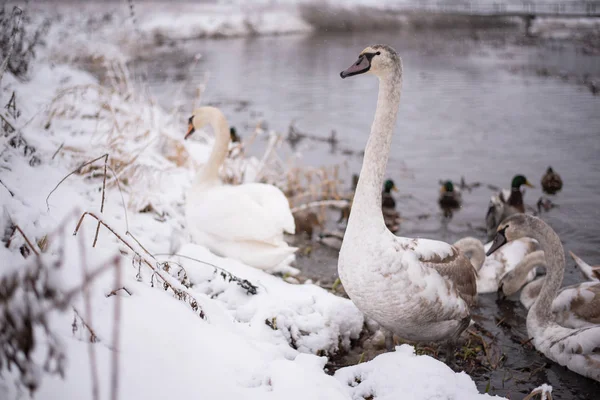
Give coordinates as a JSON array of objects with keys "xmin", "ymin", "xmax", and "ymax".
[
  {"xmin": 337, "ymin": 45, "xmax": 477, "ymax": 345},
  {"xmin": 499, "ymin": 251, "xmax": 600, "ymax": 329},
  {"xmin": 487, "ymin": 214, "xmax": 600, "ymax": 382},
  {"xmin": 184, "ymin": 107, "xmax": 297, "ymax": 270},
  {"xmin": 452, "ymin": 237, "xmax": 539, "ymax": 293}
]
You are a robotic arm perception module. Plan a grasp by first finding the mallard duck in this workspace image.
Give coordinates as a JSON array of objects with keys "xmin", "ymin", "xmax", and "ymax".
[
  {"xmin": 485, "ymin": 174, "xmax": 534, "ymax": 240},
  {"xmin": 382, "ymin": 179, "xmax": 401, "ymax": 233},
  {"xmin": 338, "ymin": 45, "xmax": 476, "ymax": 348},
  {"xmin": 438, "ymin": 180, "xmax": 461, "ymax": 217},
  {"xmin": 185, "ymin": 107, "xmax": 297, "ymax": 270},
  {"xmin": 541, "ymin": 166, "xmax": 562, "ymax": 194},
  {"xmin": 229, "ymin": 126, "xmax": 240, "ymax": 143},
  {"xmin": 487, "ymin": 214, "xmax": 600, "ymax": 381}
]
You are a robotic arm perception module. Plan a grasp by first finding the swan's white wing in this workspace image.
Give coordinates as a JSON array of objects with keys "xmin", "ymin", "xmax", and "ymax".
[
  {"xmin": 544, "ymin": 325, "xmax": 600, "ymax": 381},
  {"xmin": 553, "ymin": 282, "xmax": 600, "ymax": 329},
  {"xmin": 399, "ymin": 237, "xmax": 477, "ymax": 307},
  {"xmin": 234, "ymin": 183, "xmax": 295, "ymax": 234},
  {"xmin": 187, "ymin": 185, "xmax": 289, "ymax": 244}
]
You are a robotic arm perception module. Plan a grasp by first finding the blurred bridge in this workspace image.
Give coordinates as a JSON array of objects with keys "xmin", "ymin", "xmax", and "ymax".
[
  {"xmin": 394, "ymin": 2, "xmax": 600, "ymax": 36},
  {"xmin": 404, "ymin": 1, "xmax": 600, "ymax": 18}
]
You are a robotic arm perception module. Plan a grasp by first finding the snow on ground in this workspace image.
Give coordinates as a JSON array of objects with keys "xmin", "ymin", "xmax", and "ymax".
[
  {"xmin": 0, "ymin": 4, "xmax": 514, "ymax": 399},
  {"xmin": 0, "ymin": 57, "xmax": 507, "ymax": 398}
]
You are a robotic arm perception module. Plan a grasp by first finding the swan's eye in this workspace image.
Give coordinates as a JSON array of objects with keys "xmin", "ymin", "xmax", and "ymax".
[
  {"xmin": 375, "ymin": 51, "xmax": 381, "ymax": 55},
  {"xmin": 188, "ymin": 116, "xmax": 194, "ymax": 124}
]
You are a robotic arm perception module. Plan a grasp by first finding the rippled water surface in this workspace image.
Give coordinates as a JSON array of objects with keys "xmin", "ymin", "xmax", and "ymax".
[{"xmin": 138, "ymin": 28, "xmax": 600, "ymax": 398}]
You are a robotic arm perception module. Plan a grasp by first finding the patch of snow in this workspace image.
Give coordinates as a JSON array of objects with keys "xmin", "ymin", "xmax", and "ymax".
[{"xmin": 335, "ymin": 345, "xmax": 505, "ymax": 400}]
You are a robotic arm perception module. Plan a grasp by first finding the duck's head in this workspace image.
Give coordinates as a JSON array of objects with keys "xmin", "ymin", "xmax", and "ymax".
[
  {"xmin": 486, "ymin": 214, "xmax": 529, "ymax": 256},
  {"xmin": 441, "ymin": 180, "xmax": 454, "ymax": 193},
  {"xmin": 230, "ymin": 127, "xmax": 240, "ymax": 143},
  {"xmin": 384, "ymin": 179, "xmax": 398, "ymax": 193},
  {"xmin": 185, "ymin": 106, "xmax": 227, "ymax": 140},
  {"xmin": 340, "ymin": 44, "xmax": 402, "ymax": 80},
  {"xmin": 511, "ymin": 174, "xmax": 534, "ymax": 189}
]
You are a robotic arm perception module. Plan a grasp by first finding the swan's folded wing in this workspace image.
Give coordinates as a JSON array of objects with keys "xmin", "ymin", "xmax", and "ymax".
[
  {"xmin": 187, "ymin": 186, "xmax": 288, "ymax": 243},
  {"xmin": 406, "ymin": 238, "xmax": 478, "ymax": 306},
  {"xmin": 236, "ymin": 183, "xmax": 296, "ymax": 234}
]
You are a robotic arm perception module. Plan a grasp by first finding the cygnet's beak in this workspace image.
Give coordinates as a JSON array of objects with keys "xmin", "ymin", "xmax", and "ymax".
[
  {"xmin": 185, "ymin": 122, "xmax": 195, "ymax": 140},
  {"xmin": 486, "ymin": 229, "xmax": 508, "ymax": 256},
  {"xmin": 340, "ymin": 54, "xmax": 371, "ymax": 79}
]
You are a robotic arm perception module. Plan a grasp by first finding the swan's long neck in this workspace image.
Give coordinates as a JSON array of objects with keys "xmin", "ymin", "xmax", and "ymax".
[
  {"xmin": 509, "ymin": 250, "xmax": 546, "ymax": 287},
  {"xmin": 194, "ymin": 112, "xmax": 230, "ymax": 187},
  {"xmin": 347, "ymin": 72, "xmax": 402, "ymax": 232},
  {"xmin": 526, "ymin": 219, "xmax": 565, "ymax": 325}
]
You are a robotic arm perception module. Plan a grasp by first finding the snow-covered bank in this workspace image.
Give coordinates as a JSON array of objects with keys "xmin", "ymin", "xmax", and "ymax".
[
  {"xmin": 28, "ymin": 0, "xmax": 600, "ymax": 62},
  {"xmin": 0, "ymin": 28, "xmax": 508, "ymax": 399}
]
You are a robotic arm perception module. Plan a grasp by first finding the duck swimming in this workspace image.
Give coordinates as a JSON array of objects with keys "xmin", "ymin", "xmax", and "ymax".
[
  {"xmin": 438, "ymin": 180, "xmax": 462, "ymax": 218},
  {"xmin": 485, "ymin": 174, "xmax": 534, "ymax": 240},
  {"xmin": 541, "ymin": 166, "xmax": 562, "ymax": 195}
]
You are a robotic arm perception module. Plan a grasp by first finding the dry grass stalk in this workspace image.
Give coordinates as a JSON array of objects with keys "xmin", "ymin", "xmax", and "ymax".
[
  {"xmin": 73, "ymin": 212, "xmax": 206, "ymax": 319},
  {"xmin": 5, "ymin": 224, "xmax": 40, "ymax": 256}
]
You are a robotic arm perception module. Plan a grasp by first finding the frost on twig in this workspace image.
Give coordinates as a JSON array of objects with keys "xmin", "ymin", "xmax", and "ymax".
[{"xmin": 73, "ymin": 212, "xmax": 207, "ymax": 320}]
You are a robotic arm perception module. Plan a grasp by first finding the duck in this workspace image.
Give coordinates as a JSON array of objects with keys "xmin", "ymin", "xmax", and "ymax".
[
  {"xmin": 338, "ymin": 45, "xmax": 477, "ymax": 348},
  {"xmin": 229, "ymin": 126, "xmax": 241, "ymax": 143},
  {"xmin": 438, "ymin": 180, "xmax": 461, "ymax": 218},
  {"xmin": 485, "ymin": 174, "xmax": 534, "ymax": 241},
  {"xmin": 381, "ymin": 179, "xmax": 401, "ymax": 233},
  {"xmin": 452, "ymin": 236, "xmax": 539, "ymax": 293},
  {"xmin": 541, "ymin": 166, "xmax": 562, "ymax": 195},
  {"xmin": 184, "ymin": 107, "xmax": 297, "ymax": 270},
  {"xmin": 487, "ymin": 214, "xmax": 600, "ymax": 381},
  {"xmin": 499, "ymin": 253, "xmax": 600, "ymax": 329},
  {"xmin": 569, "ymin": 251, "xmax": 600, "ymax": 281}
]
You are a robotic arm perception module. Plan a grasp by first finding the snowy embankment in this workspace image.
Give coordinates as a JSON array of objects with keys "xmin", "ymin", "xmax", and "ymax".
[
  {"xmin": 0, "ymin": 60, "xmax": 506, "ymax": 399},
  {"xmin": 2, "ymin": 6, "xmax": 506, "ymax": 400}
]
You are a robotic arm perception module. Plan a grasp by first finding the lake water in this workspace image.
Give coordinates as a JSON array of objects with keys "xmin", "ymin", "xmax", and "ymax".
[{"xmin": 137, "ymin": 27, "xmax": 600, "ymax": 398}]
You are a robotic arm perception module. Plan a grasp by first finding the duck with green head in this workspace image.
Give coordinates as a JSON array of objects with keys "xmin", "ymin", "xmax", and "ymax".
[
  {"xmin": 438, "ymin": 180, "xmax": 462, "ymax": 217},
  {"xmin": 485, "ymin": 174, "xmax": 534, "ymax": 240},
  {"xmin": 382, "ymin": 179, "xmax": 401, "ymax": 232}
]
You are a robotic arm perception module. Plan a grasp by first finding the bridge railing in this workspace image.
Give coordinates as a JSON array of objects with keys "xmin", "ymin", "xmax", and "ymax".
[{"xmin": 393, "ymin": 1, "xmax": 600, "ymax": 16}]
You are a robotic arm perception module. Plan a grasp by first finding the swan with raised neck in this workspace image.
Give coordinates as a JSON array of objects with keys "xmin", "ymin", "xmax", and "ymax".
[
  {"xmin": 184, "ymin": 106, "xmax": 297, "ymax": 270},
  {"xmin": 185, "ymin": 106, "xmax": 231, "ymax": 188},
  {"xmin": 487, "ymin": 214, "xmax": 600, "ymax": 381},
  {"xmin": 338, "ymin": 45, "xmax": 477, "ymax": 344},
  {"xmin": 499, "ymin": 249, "xmax": 600, "ymax": 329}
]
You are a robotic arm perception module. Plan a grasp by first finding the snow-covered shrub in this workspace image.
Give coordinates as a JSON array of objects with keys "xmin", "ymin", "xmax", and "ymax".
[{"xmin": 0, "ymin": 5, "xmax": 50, "ymax": 81}]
